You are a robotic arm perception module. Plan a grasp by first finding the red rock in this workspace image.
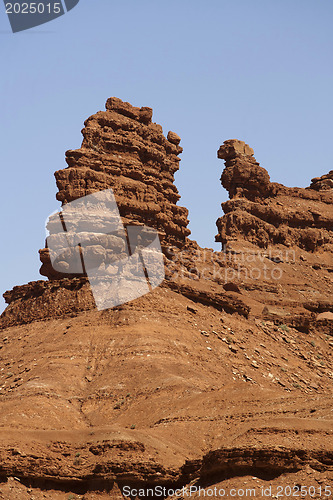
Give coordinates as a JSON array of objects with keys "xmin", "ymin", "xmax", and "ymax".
[
  {"xmin": 216, "ymin": 139, "xmax": 333, "ymax": 252},
  {"xmin": 0, "ymin": 112, "xmax": 332, "ymax": 497},
  {"xmin": 316, "ymin": 311, "xmax": 333, "ymax": 321},
  {"xmin": 309, "ymin": 170, "xmax": 333, "ymax": 191},
  {"xmin": 167, "ymin": 130, "xmax": 181, "ymax": 145},
  {"xmin": 39, "ymin": 98, "xmax": 191, "ymax": 280}
]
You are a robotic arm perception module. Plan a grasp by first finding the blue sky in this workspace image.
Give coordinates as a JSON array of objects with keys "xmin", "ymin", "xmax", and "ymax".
[{"xmin": 0, "ymin": 0, "xmax": 332, "ymax": 312}]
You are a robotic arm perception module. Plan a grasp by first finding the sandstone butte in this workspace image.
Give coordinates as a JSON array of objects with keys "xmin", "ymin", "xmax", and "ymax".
[{"xmin": 0, "ymin": 98, "xmax": 332, "ymax": 499}]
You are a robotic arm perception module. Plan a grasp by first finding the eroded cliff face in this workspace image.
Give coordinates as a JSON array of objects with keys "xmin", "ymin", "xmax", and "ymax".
[
  {"xmin": 0, "ymin": 101, "xmax": 332, "ymax": 499},
  {"xmin": 39, "ymin": 97, "xmax": 190, "ymax": 280},
  {"xmin": 1, "ymin": 110, "xmax": 333, "ymax": 334},
  {"xmin": 216, "ymin": 139, "xmax": 333, "ymax": 252},
  {"xmin": 212, "ymin": 139, "xmax": 333, "ymax": 332}
]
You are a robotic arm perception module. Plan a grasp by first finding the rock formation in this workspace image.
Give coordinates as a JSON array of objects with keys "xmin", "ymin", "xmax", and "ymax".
[
  {"xmin": 0, "ymin": 105, "xmax": 332, "ymax": 499},
  {"xmin": 40, "ymin": 97, "xmax": 191, "ymax": 280},
  {"xmin": 216, "ymin": 139, "xmax": 333, "ymax": 252},
  {"xmin": 214, "ymin": 139, "xmax": 333, "ymax": 332},
  {"xmin": 1, "ymin": 100, "xmax": 250, "ymax": 329},
  {"xmin": 310, "ymin": 170, "xmax": 333, "ymax": 191}
]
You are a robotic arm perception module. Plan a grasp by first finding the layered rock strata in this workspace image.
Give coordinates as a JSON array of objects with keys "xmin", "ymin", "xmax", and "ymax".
[
  {"xmin": 1, "ymin": 120, "xmax": 333, "ymax": 334},
  {"xmin": 0, "ymin": 119, "xmax": 332, "ymax": 497},
  {"xmin": 216, "ymin": 140, "xmax": 333, "ymax": 252},
  {"xmin": 0, "ymin": 285, "xmax": 332, "ymax": 498},
  {"xmin": 214, "ymin": 139, "xmax": 333, "ymax": 332},
  {"xmin": 1, "ymin": 102, "xmax": 252, "ymax": 328},
  {"xmin": 310, "ymin": 170, "xmax": 333, "ymax": 191},
  {"xmin": 40, "ymin": 97, "xmax": 190, "ymax": 280}
]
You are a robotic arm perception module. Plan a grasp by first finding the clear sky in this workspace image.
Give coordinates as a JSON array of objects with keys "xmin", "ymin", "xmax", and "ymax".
[{"xmin": 0, "ymin": 0, "xmax": 332, "ymax": 313}]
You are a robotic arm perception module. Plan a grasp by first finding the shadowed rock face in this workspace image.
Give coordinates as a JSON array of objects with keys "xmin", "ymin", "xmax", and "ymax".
[
  {"xmin": 39, "ymin": 97, "xmax": 190, "ymax": 280},
  {"xmin": 216, "ymin": 139, "xmax": 333, "ymax": 252}
]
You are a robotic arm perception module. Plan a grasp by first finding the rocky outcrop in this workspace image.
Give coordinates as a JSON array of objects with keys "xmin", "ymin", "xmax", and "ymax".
[
  {"xmin": 40, "ymin": 97, "xmax": 190, "ymax": 280},
  {"xmin": 211, "ymin": 139, "xmax": 333, "ymax": 333},
  {"xmin": 0, "ymin": 270, "xmax": 250, "ymax": 329},
  {"xmin": 0, "ymin": 278, "xmax": 93, "ymax": 329},
  {"xmin": 2, "ymin": 101, "xmax": 258, "ymax": 331},
  {"xmin": 216, "ymin": 140, "xmax": 333, "ymax": 252},
  {"xmin": 2, "ymin": 114, "xmax": 333, "ymax": 335},
  {"xmin": 309, "ymin": 170, "xmax": 333, "ymax": 191},
  {"xmin": 217, "ymin": 139, "xmax": 271, "ymax": 200},
  {"xmin": 1, "ymin": 116, "xmax": 333, "ymax": 498}
]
